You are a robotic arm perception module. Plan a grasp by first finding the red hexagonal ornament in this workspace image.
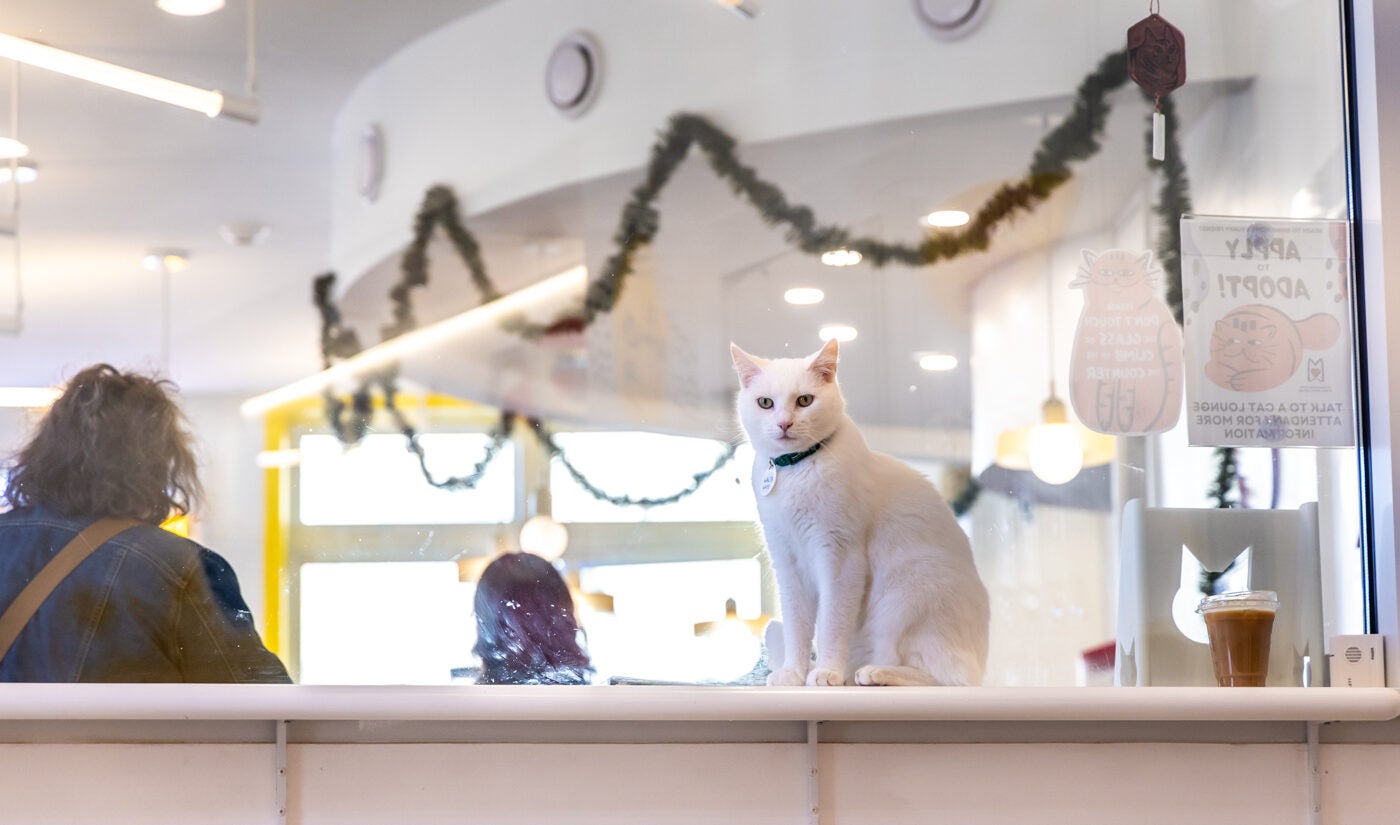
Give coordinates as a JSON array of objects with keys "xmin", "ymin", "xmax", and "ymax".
[{"xmin": 1127, "ymin": 6, "xmax": 1186, "ymax": 160}]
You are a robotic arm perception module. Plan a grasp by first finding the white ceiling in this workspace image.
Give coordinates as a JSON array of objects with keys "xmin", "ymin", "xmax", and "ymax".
[
  {"xmin": 0, "ymin": 0, "xmax": 1229, "ymax": 437},
  {"xmin": 0, "ymin": 0, "xmax": 499, "ymax": 394}
]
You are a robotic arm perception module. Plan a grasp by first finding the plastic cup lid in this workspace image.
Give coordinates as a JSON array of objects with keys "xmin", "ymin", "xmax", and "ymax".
[{"xmin": 1196, "ymin": 590, "xmax": 1279, "ymax": 614}]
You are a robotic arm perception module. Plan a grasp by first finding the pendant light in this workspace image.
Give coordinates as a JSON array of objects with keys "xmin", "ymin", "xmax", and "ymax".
[{"xmin": 995, "ymin": 261, "xmax": 1114, "ymax": 485}]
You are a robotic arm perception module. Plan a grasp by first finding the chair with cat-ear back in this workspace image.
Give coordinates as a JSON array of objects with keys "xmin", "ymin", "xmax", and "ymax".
[{"xmin": 1114, "ymin": 498, "xmax": 1324, "ymax": 687}]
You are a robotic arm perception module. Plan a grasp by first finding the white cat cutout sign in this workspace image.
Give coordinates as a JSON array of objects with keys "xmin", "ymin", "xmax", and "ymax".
[{"xmin": 731, "ymin": 339, "xmax": 990, "ymax": 686}]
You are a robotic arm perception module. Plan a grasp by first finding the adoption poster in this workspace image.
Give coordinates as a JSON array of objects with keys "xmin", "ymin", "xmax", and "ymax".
[{"xmin": 1180, "ymin": 215, "xmax": 1355, "ymax": 448}]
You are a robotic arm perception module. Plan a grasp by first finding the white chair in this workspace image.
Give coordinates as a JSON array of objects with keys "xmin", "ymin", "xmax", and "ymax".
[{"xmin": 1115, "ymin": 498, "xmax": 1324, "ymax": 687}]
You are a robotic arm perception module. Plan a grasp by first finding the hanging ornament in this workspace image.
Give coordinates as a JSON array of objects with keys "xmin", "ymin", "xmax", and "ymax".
[{"xmin": 1127, "ymin": 1, "xmax": 1186, "ymax": 161}]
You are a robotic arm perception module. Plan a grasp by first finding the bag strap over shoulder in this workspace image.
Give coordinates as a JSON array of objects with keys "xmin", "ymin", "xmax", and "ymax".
[{"xmin": 0, "ymin": 517, "xmax": 140, "ymax": 664}]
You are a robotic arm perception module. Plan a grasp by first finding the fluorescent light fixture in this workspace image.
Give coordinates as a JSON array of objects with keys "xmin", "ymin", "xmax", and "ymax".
[
  {"xmin": 917, "ymin": 352, "xmax": 958, "ymax": 371},
  {"xmin": 820, "ymin": 248, "xmax": 862, "ymax": 267},
  {"xmin": 783, "ymin": 287, "xmax": 824, "ymax": 305},
  {"xmin": 157, "ymin": 0, "xmax": 226, "ymax": 15},
  {"xmin": 818, "ymin": 324, "xmax": 858, "ymax": 343},
  {"xmin": 0, "ymin": 138, "xmax": 28, "ymax": 159},
  {"xmin": 0, "ymin": 160, "xmax": 37, "ymax": 185},
  {"xmin": 0, "ymin": 32, "xmax": 259, "ymax": 123},
  {"xmin": 922, "ymin": 209, "xmax": 970, "ymax": 228},
  {"xmin": 0, "ymin": 386, "xmax": 61, "ymax": 408},
  {"xmin": 240, "ymin": 265, "xmax": 588, "ymax": 417}
]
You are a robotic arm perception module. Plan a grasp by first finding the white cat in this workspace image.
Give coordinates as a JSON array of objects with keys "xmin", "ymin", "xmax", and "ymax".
[{"xmin": 731, "ymin": 339, "xmax": 990, "ymax": 687}]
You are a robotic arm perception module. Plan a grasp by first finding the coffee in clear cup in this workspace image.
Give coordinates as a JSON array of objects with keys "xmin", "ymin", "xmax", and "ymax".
[{"xmin": 1197, "ymin": 590, "xmax": 1279, "ymax": 687}]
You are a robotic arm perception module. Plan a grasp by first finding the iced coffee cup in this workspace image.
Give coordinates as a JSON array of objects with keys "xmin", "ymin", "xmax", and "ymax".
[{"xmin": 1197, "ymin": 590, "xmax": 1279, "ymax": 687}]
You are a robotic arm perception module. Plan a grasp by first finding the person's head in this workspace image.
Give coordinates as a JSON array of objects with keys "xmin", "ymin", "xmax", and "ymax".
[
  {"xmin": 472, "ymin": 552, "xmax": 593, "ymax": 685},
  {"xmin": 4, "ymin": 364, "xmax": 201, "ymax": 524}
]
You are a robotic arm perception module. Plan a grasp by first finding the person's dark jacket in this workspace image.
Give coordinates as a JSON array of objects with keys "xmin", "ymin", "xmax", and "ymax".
[{"xmin": 0, "ymin": 506, "xmax": 290, "ymax": 683}]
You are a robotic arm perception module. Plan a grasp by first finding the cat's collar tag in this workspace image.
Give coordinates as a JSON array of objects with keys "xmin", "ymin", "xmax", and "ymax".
[{"xmin": 760, "ymin": 459, "xmax": 777, "ymax": 496}]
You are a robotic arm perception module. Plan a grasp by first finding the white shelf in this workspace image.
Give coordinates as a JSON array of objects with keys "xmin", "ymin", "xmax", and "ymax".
[{"xmin": 0, "ymin": 684, "xmax": 1395, "ymax": 722}]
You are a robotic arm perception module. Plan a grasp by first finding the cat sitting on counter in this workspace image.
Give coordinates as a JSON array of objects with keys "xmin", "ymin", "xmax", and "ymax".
[{"xmin": 731, "ymin": 339, "xmax": 989, "ymax": 686}]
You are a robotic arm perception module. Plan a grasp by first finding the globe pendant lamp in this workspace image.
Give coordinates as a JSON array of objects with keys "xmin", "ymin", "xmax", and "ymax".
[{"xmin": 995, "ymin": 264, "xmax": 1114, "ymax": 485}]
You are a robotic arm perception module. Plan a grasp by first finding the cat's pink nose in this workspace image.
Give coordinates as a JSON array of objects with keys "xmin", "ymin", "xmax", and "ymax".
[{"xmin": 778, "ymin": 420, "xmax": 792, "ymax": 432}]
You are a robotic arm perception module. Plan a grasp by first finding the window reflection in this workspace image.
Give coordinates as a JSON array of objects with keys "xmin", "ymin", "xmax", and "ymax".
[{"xmin": 0, "ymin": 1, "xmax": 1366, "ymax": 688}]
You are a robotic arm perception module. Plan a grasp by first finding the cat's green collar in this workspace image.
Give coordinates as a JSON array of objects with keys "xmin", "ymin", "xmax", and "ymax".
[{"xmin": 773, "ymin": 441, "xmax": 823, "ymax": 467}]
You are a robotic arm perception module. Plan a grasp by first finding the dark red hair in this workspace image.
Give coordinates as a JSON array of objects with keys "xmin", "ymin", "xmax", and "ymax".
[
  {"xmin": 4, "ymin": 364, "xmax": 202, "ymax": 524},
  {"xmin": 472, "ymin": 552, "xmax": 593, "ymax": 685}
]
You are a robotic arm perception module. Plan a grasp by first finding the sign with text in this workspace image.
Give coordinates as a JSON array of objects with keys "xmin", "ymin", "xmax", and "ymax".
[
  {"xmin": 1068, "ymin": 249, "xmax": 1184, "ymax": 435},
  {"xmin": 1180, "ymin": 215, "xmax": 1354, "ymax": 448}
]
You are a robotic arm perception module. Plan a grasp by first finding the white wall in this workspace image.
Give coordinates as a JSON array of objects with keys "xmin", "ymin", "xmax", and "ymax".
[
  {"xmin": 328, "ymin": 0, "xmax": 1250, "ymax": 289},
  {"xmin": 182, "ymin": 394, "xmax": 273, "ymax": 636},
  {"xmin": 1, "ymin": 736, "xmax": 1396, "ymax": 824}
]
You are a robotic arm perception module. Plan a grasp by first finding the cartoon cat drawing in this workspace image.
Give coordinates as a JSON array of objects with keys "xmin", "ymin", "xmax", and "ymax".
[
  {"xmin": 1069, "ymin": 249, "xmax": 1183, "ymax": 435},
  {"xmin": 1204, "ymin": 304, "xmax": 1340, "ymax": 392}
]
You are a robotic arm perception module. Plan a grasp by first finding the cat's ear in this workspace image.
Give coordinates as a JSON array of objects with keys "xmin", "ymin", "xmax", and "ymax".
[
  {"xmin": 730, "ymin": 343, "xmax": 766, "ymax": 388},
  {"xmin": 809, "ymin": 338, "xmax": 839, "ymax": 383}
]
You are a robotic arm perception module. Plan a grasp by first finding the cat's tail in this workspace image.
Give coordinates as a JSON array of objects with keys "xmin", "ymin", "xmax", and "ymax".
[
  {"xmin": 855, "ymin": 665, "xmax": 940, "ymax": 686},
  {"xmin": 855, "ymin": 649, "xmax": 984, "ymax": 687}
]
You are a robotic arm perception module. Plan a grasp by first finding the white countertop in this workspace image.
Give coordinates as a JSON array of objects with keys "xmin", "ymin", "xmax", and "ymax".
[{"xmin": 0, "ymin": 684, "xmax": 1395, "ymax": 722}]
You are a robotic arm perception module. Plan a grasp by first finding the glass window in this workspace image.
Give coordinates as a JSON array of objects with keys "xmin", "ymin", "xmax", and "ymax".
[
  {"xmin": 550, "ymin": 432, "xmax": 756, "ymax": 523},
  {"xmin": 579, "ymin": 558, "xmax": 764, "ymax": 684},
  {"xmin": 2, "ymin": 1, "xmax": 1374, "ymax": 690},
  {"xmin": 297, "ymin": 433, "xmax": 515, "ymax": 526},
  {"xmin": 298, "ymin": 561, "xmax": 474, "ymax": 685}
]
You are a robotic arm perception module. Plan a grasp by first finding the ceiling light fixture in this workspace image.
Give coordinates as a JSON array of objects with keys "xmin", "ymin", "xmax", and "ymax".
[
  {"xmin": 142, "ymin": 248, "xmax": 190, "ymax": 274},
  {"xmin": 0, "ymin": 160, "xmax": 37, "ymax": 185},
  {"xmin": 784, "ymin": 287, "xmax": 824, "ymax": 305},
  {"xmin": 995, "ymin": 264, "xmax": 1114, "ymax": 484},
  {"xmin": 0, "ymin": 137, "xmax": 27, "ymax": 159},
  {"xmin": 218, "ymin": 221, "xmax": 271, "ymax": 246},
  {"xmin": 917, "ymin": 352, "xmax": 958, "ymax": 372},
  {"xmin": 922, "ymin": 209, "xmax": 970, "ymax": 228},
  {"xmin": 0, "ymin": 27, "xmax": 258, "ymax": 123},
  {"xmin": 157, "ymin": 0, "xmax": 226, "ymax": 15},
  {"xmin": 820, "ymin": 248, "xmax": 862, "ymax": 267},
  {"xmin": 240, "ymin": 265, "xmax": 588, "ymax": 417},
  {"xmin": 818, "ymin": 324, "xmax": 858, "ymax": 343}
]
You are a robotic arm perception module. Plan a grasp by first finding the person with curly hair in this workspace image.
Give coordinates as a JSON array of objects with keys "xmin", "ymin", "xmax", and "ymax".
[{"xmin": 0, "ymin": 364, "xmax": 290, "ymax": 683}]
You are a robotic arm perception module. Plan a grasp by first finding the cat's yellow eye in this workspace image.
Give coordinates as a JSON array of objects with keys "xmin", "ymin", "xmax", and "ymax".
[
  {"xmin": 796, "ymin": 394, "xmax": 814, "ymax": 407},
  {"xmin": 757, "ymin": 397, "xmax": 774, "ymax": 409}
]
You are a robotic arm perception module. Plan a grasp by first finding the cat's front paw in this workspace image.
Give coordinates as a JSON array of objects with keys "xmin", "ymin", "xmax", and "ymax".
[
  {"xmin": 767, "ymin": 668, "xmax": 806, "ymax": 687},
  {"xmin": 806, "ymin": 668, "xmax": 845, "ymax": 687}
]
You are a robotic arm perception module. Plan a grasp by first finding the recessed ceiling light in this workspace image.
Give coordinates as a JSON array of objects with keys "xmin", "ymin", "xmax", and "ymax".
[
  {"xmin": 0, "ymin": 160, "xmax": 38, "ymax": 185},
  {"xmin": 818, "ymin": 324, "xmax": 858, "ymax": 343},
  {"xmin": 917, "ymin": 352, "xmax": 959, "ymax": 371},
  {"xmin": 156, "ymin": 0, "xmax": 225, "ymax": 16},
  {"xmin": 820, "ymin": 248, "xmax": 862, "ymax": 267},
  {"xmin": 922, "ymin": 209, "xmax": 970, "ymax": 228},
  {"xmin": 0, "ymin": 138, "xmax": 28, "ymax": 160},
  {"xmin": 784, "ymin": 287, "xmax": 825, "ymax": 305}
]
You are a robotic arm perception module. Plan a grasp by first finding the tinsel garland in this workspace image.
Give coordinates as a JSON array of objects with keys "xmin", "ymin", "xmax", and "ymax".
[
  {"xmin": 313, "ymin": 45, "xmax": 1237, "ymax": 510},
  {"xmin": 372, "ymin": 50, "xmax": 1177, "ymax": 339},
  {"xmin": 368, "ymin": 409, "xmax": 741, "ymax": 507}
]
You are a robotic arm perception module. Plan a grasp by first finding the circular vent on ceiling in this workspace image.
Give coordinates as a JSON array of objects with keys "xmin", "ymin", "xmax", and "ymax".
[
  {"xmin": 546, "ymin": 32, "xmax": 602, "ymax": 118},
  {"xmin": 913, "ymin": 0, "xmax": 989, "ymax": 40}
]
